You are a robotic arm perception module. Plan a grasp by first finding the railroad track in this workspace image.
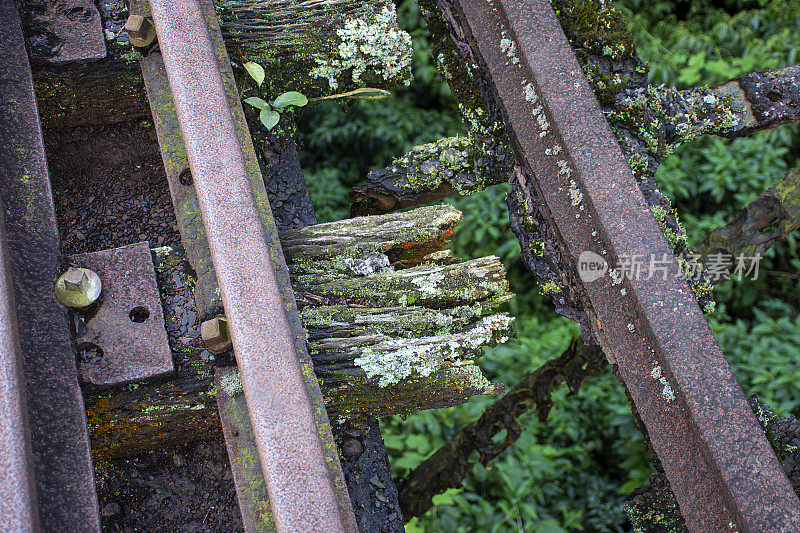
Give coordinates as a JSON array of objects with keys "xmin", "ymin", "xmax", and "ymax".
[{"xmin": 1, "ymin": 0, "xmax": 799, "ymax": 531}]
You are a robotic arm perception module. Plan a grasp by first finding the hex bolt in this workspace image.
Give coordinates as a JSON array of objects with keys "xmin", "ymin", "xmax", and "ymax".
[
  {"xmin": 63, "ymin": 267, "xmax": 88, "ymax": 292},
  {"xmin": 201, "ymin": 316, "xmax": 232, "ymax": 354},
  {"xmin": 124, "ymin": 15, "xmax": 156, "ymax": 48},
  {"xmin": 55, "ymin": 267, "xmax": 102, "ymax": 308}
]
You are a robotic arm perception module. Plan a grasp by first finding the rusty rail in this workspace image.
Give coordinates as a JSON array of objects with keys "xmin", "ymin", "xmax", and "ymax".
[
  {"xmin": 0, "ymin": 207, "xmax": 39, "ymax": 531},
  {"xmin": 436, "ymin": 0, "xmax": 800, "ymax": 530},
  {"xmin": 0, "ymin": 1, "xmax": 102, "ymax": 530},
  {"xmin": 145, "ymin": 0, "xmax": 357, "ymax": 530}
]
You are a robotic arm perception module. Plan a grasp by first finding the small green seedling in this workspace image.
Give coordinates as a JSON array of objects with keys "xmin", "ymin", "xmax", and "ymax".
[
  {"xmin": 241, "ymin": 61, "xmax": 393, "ymax": 129},
  {"xmin": 242, "ymin": 61, "xmax": 308, "ymax": 130}
]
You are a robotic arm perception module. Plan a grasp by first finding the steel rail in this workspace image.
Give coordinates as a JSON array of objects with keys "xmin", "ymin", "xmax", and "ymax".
[
  {"xmin": 0, "ymin": 1, "xmax": 101, "ymax": 529},
  {"xmin": 440, "ymin": 0, "xmax": 800, "ymax": 530},
  {"xmin": 0, "ymin": 207, "xmax": 39, "ymax": 532},
  {"xmin": 145, "ymin": 0, "xmax": 357, "ymax": 530}
]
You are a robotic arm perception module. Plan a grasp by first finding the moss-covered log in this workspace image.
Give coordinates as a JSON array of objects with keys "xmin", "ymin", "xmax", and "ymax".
[
  {"xmin": 349, "ymin": 135, "xmax": 510, "ymax": 216},
  {"xmin": 349, "ymin": 0, "xmax": 514, "ymax": 217},
  {"xmin": 28, "ymin": 0, "xmax": 412, "ymax": 129},
  {"xmin": 85, "ymin": 205, "xmax": 513, "ymax": 459}
]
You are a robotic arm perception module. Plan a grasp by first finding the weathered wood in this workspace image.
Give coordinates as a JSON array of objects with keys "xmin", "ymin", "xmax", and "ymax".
[
  {"xmin": 351, "ymin": 0, "xmax": 514, "ymax": 217},
  {"xmin": 28, "ymin": 0, "xmax": 412, "ymax": 129},
  {"xmin": 85, "ymin": 206, "xmax": 512, "ymax": 459},
  {"xmin": 350, "ymin": 136, "xmax": 510, "ymax": 216},
  {"xmin": 694, "ymin": 167, "xmax": 800, "ymax": 279}
]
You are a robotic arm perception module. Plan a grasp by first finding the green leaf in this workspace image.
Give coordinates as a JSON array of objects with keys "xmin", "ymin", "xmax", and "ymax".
[
  {"xmin": 309, "ymin": 87, "xmax": 392, "ymax": 103},
  {"xmin": 431, "ymin": 488, "xmax": 462, "ymax": 507},
  {"xmin": 243, "ymin": 62, "xmax": 265, "ymax": 86},
  {"xmin": 687, "ymin": 52, "xmax": 706, "ymax": 69},
  {"xmin": 243, "ymin": 97, "xmax": 269, "ymax": 110},
  {"xmin": 260, "ymin": 108, "xmax": 280, "ymax": 130},
  {"xmin": 272, "ymin": 91, "xmax": 308, "ymax": 111}
]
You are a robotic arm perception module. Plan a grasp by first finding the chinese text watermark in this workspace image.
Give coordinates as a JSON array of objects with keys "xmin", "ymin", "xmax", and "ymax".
[{"xmin": 578, "ymin": 251, "xmax": 761, "ymax": 284}]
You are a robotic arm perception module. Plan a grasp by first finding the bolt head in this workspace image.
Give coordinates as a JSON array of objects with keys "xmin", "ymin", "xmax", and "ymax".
[
  {"xmin": 342, "ymin": 438, "xmax": 364, "ymax": 459},
  {"xmin": 55, "ymin": 267, "xmax": 102, "ymax": 308},
  {"xmin": 63, "ymin": 267, "xmax": 89, "ymax": 292},
  {"xmin": 201, "ymin": 317, "xmax": 231, "ymax": 354},
  {"xmin": 124, "ymin": 15, "xmax": 156, "ymax": 48}
]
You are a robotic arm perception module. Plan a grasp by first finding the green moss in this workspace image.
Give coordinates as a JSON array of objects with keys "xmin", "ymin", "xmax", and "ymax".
[
  {"xmin": 529, "ymin": 240, "xmax": 545, "ymax": 256},
  {"xmin": 538, "ymin": 278, "xmax": 563, "ymax": 296},
  {"xmin": 121, "ymin": 50, "xmax": 143, "ymax": 64},
  {"xmin": 550, "ymin": 0, "xmax": 636, "ymax": 60}
]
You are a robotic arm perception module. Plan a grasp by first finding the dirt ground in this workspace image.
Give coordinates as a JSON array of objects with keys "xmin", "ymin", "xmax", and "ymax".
[{"xmin": 46, "ymin": 120, "xmax": 244, "ymax": 532}]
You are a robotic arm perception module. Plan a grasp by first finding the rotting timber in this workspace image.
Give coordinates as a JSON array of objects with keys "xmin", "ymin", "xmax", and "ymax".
[
  {"xmin": 85, "ymin": 206, "xmax": 512, "ymax": 460},
  {"xmin": 23, "ymin": 0, "xmax": 413, "ymax": 129}
]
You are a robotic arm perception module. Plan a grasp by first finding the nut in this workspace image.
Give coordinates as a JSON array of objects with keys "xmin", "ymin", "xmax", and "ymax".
[
  {"xmin": 55, "ymin": 267, "xmax": 102, "ymax": 308},
  {"xmin": 201, "ymin": 317, "xmax": 231, "ymax": 354},
  {"xmin": 124, "ymin": 15, "xmax": 156, "ymax": 48}
]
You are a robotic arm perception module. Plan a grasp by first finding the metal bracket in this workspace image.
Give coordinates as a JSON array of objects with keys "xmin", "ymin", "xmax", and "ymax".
[
  {"xmin": 26, "ymin": 0, "xmax": 106, "ymax": 65},
  {"xmin": 71, "ymin": 241, "xmax": 173, "ymax": 388}
]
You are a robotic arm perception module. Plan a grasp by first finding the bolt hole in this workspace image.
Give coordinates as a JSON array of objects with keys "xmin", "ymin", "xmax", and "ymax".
[
  {"xmin": 179, "ymin": 168, "xmax": 193, "ymax": 186},
  {"xmin": 767, "ymin": 90, "xmax": 782, "ymax": 102},
  {"xmin": 65, "ymin": 6, "xmax": 91, "ymax": 21},
  {"xmin": 78, "ymin": 342, "xmax": 104, "ymax": 364},
  {"xmin": 129, "ymin": 306, "xmax": 150, "ymax": 323}
]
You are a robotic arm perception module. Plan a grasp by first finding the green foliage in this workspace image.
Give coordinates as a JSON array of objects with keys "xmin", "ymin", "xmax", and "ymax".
[
  {"xmin": 295, "ymin": 0, "xmax": 800, "ymax": 530},
  {"xmin": 619, "ymin": 0, "xmax": 800, "ymax": 88}
]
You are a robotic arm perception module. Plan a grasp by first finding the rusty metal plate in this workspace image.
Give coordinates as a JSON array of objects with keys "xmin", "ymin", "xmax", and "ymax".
[
  {"xmin": 0, "ymin": 0, "xmax": 101, "ymax": 528},
  {"xmin": 442, "ymin": 0, "xmax": 800, "ymax": 530},
  {"xmin": 24, "ymin": 0, "xmax": 106, "ymax": 65},
  {"xmin": 72, "ymin": 241, "xmax": 173, "ymax": 387}
]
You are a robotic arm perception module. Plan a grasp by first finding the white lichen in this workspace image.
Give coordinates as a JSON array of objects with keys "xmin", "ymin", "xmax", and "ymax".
[
  {"xmin": 344, "ymin": 253, "xmax": 391, "ymax": 276},
  {"xmin": 500, "ymin": 38, "xmax": 519, "ymax": 64},
  {"xmin": 411, "ymin": 271, "xmax": 446, "ymax": 295},
  {"xmin": 569, "ymin": 179, "xmax": 583, "ymax": 207},
  {"xmin": 152, "ymin": 246, "xmax": 174, "ymax": 259},
  {"xmin": 310, "ymin": 6, "xmax": 413, "ymax": 89},
  {"xmin": 651, "ymin": 365, "xmax": 675, "ymax": 403},
  {"xmin": 558, "ymin": 159, "xmax": 571, "ymax": 177},
  {"xmin": 354, "ymin": 315, "xmax": 514, "ymax": 387},
  {"xmin": 523, "ymin": 82, "xmax": 538, "ymax": 103},
  {"xmin": 220, "ymin": 371, "xmax": 243, "ymax": 397}
]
